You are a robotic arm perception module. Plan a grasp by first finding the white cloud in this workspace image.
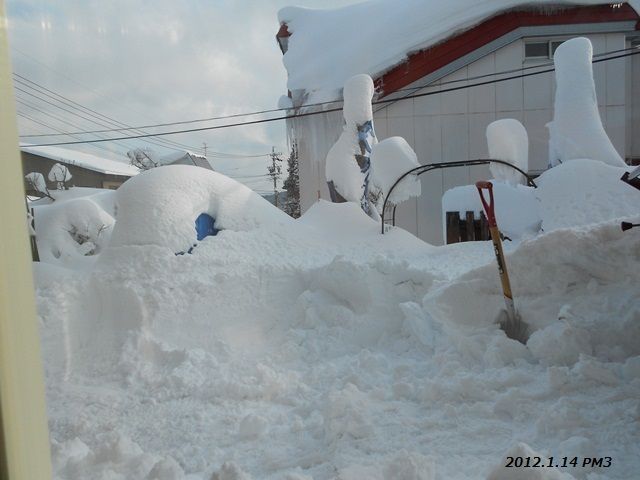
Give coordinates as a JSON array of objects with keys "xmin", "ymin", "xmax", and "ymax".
[{"xmin": 7, "ymin": 0, "xmax": 358, "ymax": 191}]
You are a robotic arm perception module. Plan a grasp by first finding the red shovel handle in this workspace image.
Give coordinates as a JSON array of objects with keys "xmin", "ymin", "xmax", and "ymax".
[{"xmin": 475, "ymin": 181, "xmax": 497, "ymax": 227}]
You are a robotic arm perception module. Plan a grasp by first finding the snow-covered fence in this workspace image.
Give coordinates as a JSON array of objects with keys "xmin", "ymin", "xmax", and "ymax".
[{"xmin": 445, "ymin": 211, "xmax": 490, "ymax": 244}]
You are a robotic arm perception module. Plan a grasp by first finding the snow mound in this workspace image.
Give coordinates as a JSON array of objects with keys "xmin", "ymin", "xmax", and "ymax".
[
  {"xmin": 535, "ymin": 159, "xmax": 637, "ymax": 231},
  {"xmin": 109, "ymin": 165, "xmax": 293, "ymax": 251},
  {"xmin": 424, "ymin": 221, "xmax": 640, "ymax": 365},
  {"xmin": 549, "ymin": 37, "xmax": 626, "ymax": 167},
  {"xmin": 487, "ymin": 119, "xmax": 528, "ymax": 186},
  {"xmin": 370, "ymin": 137, "xmax": 421, "ymax": 205}
]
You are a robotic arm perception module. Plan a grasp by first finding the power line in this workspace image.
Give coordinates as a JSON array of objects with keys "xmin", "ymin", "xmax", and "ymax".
[
  {"xmin": 14, "ymin": 74, "xmax": 270, "ymax": 158},
  {"xmin": 23, "ymin": 49, "xmax": 640, "ymax": 148},
  {"xmin": 12, "ymin": 46, "xmax": 205, "ymax": 151},
  {"xmin": 20, "ymin": 45, "xmax": 639, "ymax": 140},
  {"xmin": 14, "ymin": 75, "xmax": 204, "ymax": 154},
  {"xmin": 17, "ymin": 112, "xmax": 128, "ymax": 156},
  {"xmin": 391, "ymin": 44, "xmax": 639, "ymax": 94},
  {"xmin": 17, "ymin": 98, "xmax": 134, "ymax": 154}
]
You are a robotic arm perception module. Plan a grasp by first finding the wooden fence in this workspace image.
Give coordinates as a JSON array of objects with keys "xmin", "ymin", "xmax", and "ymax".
[{"xmin": 445, "ymin": 211, "xmax": 490, "ymax": 244}]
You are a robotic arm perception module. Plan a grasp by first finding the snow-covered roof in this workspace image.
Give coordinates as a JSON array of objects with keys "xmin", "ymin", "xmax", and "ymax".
[
  {"xmin": 158, "ymin": 150, "xmax": 213, "ymax": 169},
  {"xmin": 279, "ymin": 0, "xmax": 639, "ymax": 101},
  {"xmin": 22, "ymin": 145, "xmax": 140, "ymax": 177}
]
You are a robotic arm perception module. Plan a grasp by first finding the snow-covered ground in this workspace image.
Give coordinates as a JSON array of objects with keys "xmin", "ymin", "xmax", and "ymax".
[{"xmin": 33, "ymin": 161, "xmax": 640, "ymax": 480}]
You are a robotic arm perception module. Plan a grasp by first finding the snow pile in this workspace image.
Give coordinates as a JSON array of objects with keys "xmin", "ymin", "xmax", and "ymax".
[
  {"xmin": 548, "ymin": 37, "xmax": 626, "ymax": 167},
  {"xmin": 278, "ymin": 1, "xmax": 634, "ymax": 103},
  {"xmin": 442, "ymin": 182, "xmax": 540, "ymax": 241},
  {"xmin": 534, "ymin": 159, "xmax": 638, "ymax": 231},
  {"xmin": 32, "ymin": 188, "xmax": 117, "ymax": 267},
  {"xmin": 36, "ymin": 209, "xmax": 640, "ymax": 479},
  {"xmin": 442, "ymin": 157, "xmax": 638, "ymax": 240},
  {"xmin": 486, "ymin": 119, "xmax": 528, "ymax": 186},
  {"xmin": 109, "ymin": 165, "xmax": 293, "ymax": 252},
  {"xmin": 325, "ymin": 74, "xmax": 376, "ymax": 203},
  {"xmin": 370, "ymin": 137, "xmax": 421, "ymax": 205},
  {"xmin": 33, "ymin": 158, "xmax": 640, "ymax": 479}
]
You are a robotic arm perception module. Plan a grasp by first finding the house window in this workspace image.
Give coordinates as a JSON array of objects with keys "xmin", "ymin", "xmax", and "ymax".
[{"xmin": 524, "ymin": 40, "xmax": 566, "ymax": 60}]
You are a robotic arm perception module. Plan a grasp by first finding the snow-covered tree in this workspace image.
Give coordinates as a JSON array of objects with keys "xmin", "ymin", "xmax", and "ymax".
[
  {"xmin": 25, "ymin": 171, "xmax": 54, "ymax": 199},
  {"xmin": 127, "ymin": 148, "xmax": 160, "ymax": 170},
  {"xmin": 48, "ymin": 163, "xmax": 72, "ymax": 190},
  {"xmin": 282, "ymin": 142, "xmax": 300, "ymax": 218}
]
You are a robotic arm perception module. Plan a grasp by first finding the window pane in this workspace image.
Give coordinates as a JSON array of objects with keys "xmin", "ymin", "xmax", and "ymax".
[{"xmin": 525, "ymin": 42, "xmax": 549, "ymax": 58}]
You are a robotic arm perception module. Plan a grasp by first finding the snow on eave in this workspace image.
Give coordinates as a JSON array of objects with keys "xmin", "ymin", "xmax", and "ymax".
[
  {"xmin": 21, "ymin": 145, "xmax": 140, "ymax": 177},
  {"xmin": 278, "ymin": 0, "xmax": 638, "ymax": 102}
]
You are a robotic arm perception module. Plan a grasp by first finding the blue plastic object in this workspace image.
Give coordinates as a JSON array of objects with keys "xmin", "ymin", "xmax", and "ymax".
[{"xmin": 195, "ymin": 213, "xmax": 218, "ymax": 241}]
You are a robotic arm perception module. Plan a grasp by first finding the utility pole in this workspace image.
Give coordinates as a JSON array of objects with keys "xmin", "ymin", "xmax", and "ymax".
[
  {"xmin": 267, "ymin": 146, "xmax": 282, "ymax": 208},
  {"xmin": 202, "ymin": 142, "xmax": 207, "ymax": 158}
]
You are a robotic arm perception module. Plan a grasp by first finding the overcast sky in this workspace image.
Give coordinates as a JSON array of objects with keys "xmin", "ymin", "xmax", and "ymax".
[{"xmin": 6, "ymin": 0, "xmax": 358, "ymax": 193}]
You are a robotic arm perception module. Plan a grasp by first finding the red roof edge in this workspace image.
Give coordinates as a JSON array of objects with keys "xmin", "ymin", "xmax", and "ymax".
[{"xmin": 375, "ymin": 4, "xmax": 640, "ymax": 97}]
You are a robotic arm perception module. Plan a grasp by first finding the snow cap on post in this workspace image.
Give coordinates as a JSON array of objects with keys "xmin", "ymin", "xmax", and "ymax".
[
  {"xmin": 343, "ymin": 74, "xmax": 374, "ymax": 125},
  {"xmin": 549, "ymin": 37, "xmax": 626, "ymax": 167},
  {"xmin": 486, "ymin": 119, "xmax": 529, "ymax": 185}
]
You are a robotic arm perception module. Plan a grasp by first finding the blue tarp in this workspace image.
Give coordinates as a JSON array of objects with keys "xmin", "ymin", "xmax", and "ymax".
[{"xmin": 195, "ymin": 213, "xmax": 218, "ymax": 241}]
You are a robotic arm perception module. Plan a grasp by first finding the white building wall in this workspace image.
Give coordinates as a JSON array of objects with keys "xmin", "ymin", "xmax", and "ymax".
[{"xmin": 291, "ymin": 32, "xmax": 634, "ymax": 245}]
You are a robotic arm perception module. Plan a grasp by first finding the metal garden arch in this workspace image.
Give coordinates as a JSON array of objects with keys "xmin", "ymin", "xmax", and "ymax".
[{"xmin": 380, "ymin": 159, "xmax": 537, "ymax": 234}]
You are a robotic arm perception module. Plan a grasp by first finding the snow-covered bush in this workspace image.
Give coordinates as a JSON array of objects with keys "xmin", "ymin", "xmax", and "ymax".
[
  {"xmin": 48, "ymin": 163, "xmax": 72, "ymax": 190},
  {"xmin": 486, "ymin": 119, "xmax": 528, "ymax": 185},
  {"xmin": 548, "ymin": 37, "xmax": 626, "ymax": 168},
  {"xmin": 33, "ymin": 195, "xmax": 115, "ymax": 265},
  {"xmin": 369, "ymin": 137, "xmax": 421, "ymax": 208},
  {"xmin": 25, "ymin": 171, "xmax": 52, "ymax": 198}
]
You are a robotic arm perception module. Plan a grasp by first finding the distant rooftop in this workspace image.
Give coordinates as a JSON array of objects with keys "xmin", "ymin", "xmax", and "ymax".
[{"xmin": 22, "ymin": 145, "xmax": 140, "ymax": 177}]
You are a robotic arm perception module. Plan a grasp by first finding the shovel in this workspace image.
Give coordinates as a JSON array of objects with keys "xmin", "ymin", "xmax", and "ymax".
[{"xmin": 476, "ymin": 181, "xmax": 529, "ymax": 344}]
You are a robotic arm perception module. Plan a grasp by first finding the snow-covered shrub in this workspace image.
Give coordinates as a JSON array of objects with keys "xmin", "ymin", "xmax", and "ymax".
[
  {"xmin": 369, "ymin": 136, "xmax": 421, "ymax": 208},
  {"xmin": 25, "ymin": 171, "xmax": 51, "ymax": 198},
  {"xmin": 34, "ymin": 196, "xmax": 115, "ymax": 265},
  {"xmin": 487, "ymin": 119, "xmax": 528, "ymax": 185},
  {"xmin": 548, "ymin": 37, "xmax": 626, "ymax": 167},
  {"xmin": 48, "ymin": 163, "xmax": 72, "ymax": 190}
]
